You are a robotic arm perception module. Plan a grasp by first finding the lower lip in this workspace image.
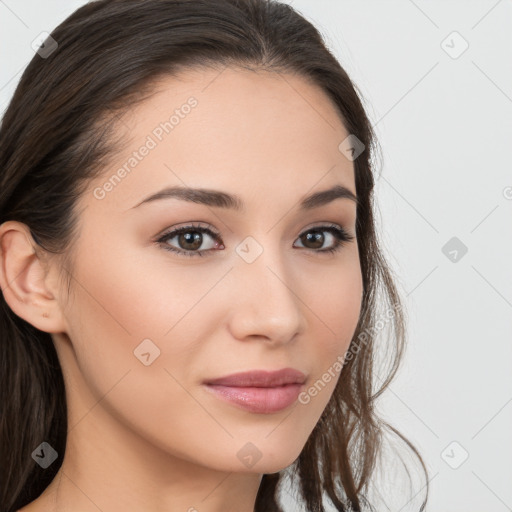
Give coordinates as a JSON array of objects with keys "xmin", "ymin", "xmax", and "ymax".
[{"xmin": 203, "ymin": 383, "xmax": 303, "ymax": 414}]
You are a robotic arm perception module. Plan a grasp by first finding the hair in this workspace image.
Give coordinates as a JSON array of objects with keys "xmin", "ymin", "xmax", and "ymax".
[{"xmin": 0, "ymin": 0, "xmax": 429, "ymax": 510}]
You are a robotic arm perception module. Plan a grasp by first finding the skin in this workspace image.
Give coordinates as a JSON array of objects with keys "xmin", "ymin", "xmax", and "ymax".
[{"xmin": 1, "ymin": 67, "xmax": 363, "ymax": 512}]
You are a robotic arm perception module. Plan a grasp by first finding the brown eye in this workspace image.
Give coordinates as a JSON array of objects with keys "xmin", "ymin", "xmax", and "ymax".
[
  {"xmin": 299, "ymin": 230, "xmax": 325, "ymax": 249},
  {"xmin": 156, "ymin": 223, "xmax": 354, "ymax": 258},
  {"xmin": 156, "ymin": 224, "xmax": 223, "ymax": 258},
  {"xmin": 294, "ymin": 225, "xmax": 354, "ymax": 254}
]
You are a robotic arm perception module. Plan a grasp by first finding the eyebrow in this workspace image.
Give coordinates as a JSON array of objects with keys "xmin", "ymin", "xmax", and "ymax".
[{"xmin": 130, "ymin": 184, "xmax": 358, "ymax": 212}]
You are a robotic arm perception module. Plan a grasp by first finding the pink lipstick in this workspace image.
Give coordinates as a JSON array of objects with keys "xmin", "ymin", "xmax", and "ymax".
[{"xmin": 203, "ymin": 368, "xmax": 306, "ymax": 414}]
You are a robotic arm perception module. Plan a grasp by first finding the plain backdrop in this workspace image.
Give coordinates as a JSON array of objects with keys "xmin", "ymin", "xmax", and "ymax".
[{"xmin": 1, "ymin": 1, "xmax": 511, "ymax": 511}]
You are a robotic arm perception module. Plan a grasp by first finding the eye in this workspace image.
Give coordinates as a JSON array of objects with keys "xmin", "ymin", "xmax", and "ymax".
[
  {"xmin": 155, "ymin": 222, "xmax": 223, "ymax": 258},
  {"xmin": 155, "ymin": 222, "xmax": 355, "ymax": 258},
  {"xmin": 294, "ymin": 224, "xmax": 355, "ymax": 254}
]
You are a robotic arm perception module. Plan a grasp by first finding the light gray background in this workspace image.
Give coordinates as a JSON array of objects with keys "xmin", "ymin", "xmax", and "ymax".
[{"xmin": 1, "ymin": 1, "xmax": 511, "ymax": 511}]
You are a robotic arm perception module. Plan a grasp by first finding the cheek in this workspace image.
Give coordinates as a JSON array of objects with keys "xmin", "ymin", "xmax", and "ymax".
[
  {"xmin": 61, "ymin": 244, "xmax": 219, "ymax": 455},
  {"xmin": 63, "ymin": 239, "xmax": 225, "ymax": 399},
  {"xmin": 313, "ymin": 251, "xmax": 363, "ymax": 351},
  {"xmin": 299, "ymin": 254, "xmax": 362, "ymax": 406},
  {"xmin": 69, "ymin": 236, "xmax": 212, "ymax": 340}
]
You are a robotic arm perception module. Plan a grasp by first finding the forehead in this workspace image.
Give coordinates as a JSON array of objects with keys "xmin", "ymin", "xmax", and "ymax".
[{"xmin": 82, "ymin": 66, "xmax": 356, "ymax": 214}]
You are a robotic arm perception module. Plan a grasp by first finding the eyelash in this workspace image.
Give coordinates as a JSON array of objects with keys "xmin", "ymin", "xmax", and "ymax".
[{"xmin": 155, "ymin": 222, "xmax": 355, "ymax": 258}]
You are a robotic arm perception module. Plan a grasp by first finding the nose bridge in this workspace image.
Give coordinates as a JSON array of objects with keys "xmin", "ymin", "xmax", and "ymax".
[{"xmin": 227, "ymin": 234, "xmax": 305, "ymax": 343}]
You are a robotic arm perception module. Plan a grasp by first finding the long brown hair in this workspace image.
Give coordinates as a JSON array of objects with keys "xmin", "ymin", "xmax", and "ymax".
[{"xmin": 0, "ymin": 1, "xmax": 428, "ymax": 510}]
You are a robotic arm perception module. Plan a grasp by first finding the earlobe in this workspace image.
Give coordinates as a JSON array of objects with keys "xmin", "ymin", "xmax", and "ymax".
[{"xmin": 0, "ymin": 220, "xmax": 68, "ymax": 334}]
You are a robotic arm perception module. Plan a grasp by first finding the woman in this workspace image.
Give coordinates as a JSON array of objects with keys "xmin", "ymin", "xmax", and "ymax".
[{"xmin": 0, "ymin": 0, "xmax": 428, "ymax": 510}]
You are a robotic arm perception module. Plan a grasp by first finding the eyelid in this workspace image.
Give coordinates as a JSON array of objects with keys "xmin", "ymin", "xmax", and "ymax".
[
  {"xmin": 154, "ymin": 221, "xmax": 219, "ymax": 239},
  {"xmin": 154, "ymin": 221, "xmax": 355, "ymax": 258},
  {"xmin": 154, "ymin": 221, "xmax": 352, "ymax": 239}
]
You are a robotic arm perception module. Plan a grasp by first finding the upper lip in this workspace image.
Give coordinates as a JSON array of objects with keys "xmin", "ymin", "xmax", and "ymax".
[{"xmin": 204, "ymin": 368, "xmax": 307, "ymax": 387}]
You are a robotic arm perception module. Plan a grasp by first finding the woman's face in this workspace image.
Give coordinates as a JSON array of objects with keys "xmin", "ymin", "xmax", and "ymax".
[{"xmin": 55, "ymin": 67, "xmax": 363, "ymax": 474}]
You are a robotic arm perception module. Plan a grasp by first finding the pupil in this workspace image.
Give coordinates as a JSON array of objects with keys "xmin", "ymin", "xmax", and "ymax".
[
  {"xmin": 304, "ymin": 231, "xmax": 323, "ymax": 249},
  {"xmin": 180, "ymin": 232, "xmax": 202, "ymax": 250}
]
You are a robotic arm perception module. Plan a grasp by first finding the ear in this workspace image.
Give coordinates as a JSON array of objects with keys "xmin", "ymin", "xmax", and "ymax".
[{"xmin": 0, "ymin": 220, "xmax": 68, "ymax": 333}]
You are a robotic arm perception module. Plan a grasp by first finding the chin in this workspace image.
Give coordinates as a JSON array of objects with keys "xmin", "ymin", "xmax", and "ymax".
[{"xmin": 238, "ymin": 442, "xmax": 306, "ymax": 474}]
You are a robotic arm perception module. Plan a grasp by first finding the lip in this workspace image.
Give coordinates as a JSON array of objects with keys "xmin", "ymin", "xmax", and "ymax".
[
  {"xmin": 203, "ymin": 368, "xmax": 307, "ymax": 387},
  {"xmin": 203, "ymin": 368, "xmax": 307, "ymax": 414}
]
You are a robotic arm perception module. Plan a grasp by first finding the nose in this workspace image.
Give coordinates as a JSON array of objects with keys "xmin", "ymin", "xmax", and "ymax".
[{"xmin": 226, "ymin": 243, "xmax": 307, "ymax": 346}]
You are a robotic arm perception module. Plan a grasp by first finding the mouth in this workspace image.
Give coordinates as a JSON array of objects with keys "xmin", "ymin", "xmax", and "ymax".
[{"xmin": 202, "ymin": 368, "xmax": 307, "ymax": 414}]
